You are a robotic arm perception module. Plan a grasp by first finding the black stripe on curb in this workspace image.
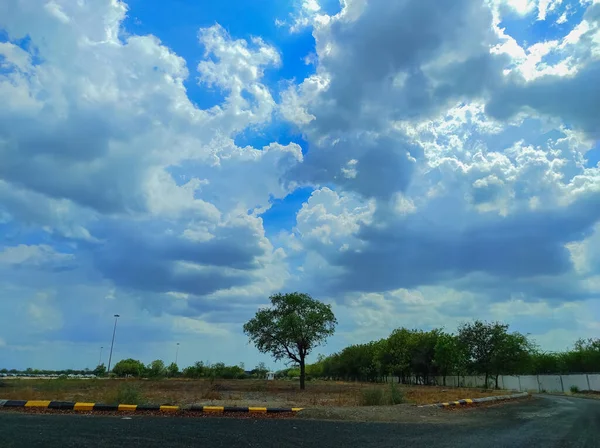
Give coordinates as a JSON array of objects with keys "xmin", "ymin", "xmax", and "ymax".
[
  {"xmin": 3, "ymin": 400, "xmax": 28, "ymax": 408},
  {"xmin": 223, "ymin": 407, "xmax": 250, "ymax": 412},
  {"xmin": 136, "ymin": 404, "xmax": 161, "ymax": 411},
  {"xmin": 48, "ymin": 401, "xmax": 76, "ymax": 410}
]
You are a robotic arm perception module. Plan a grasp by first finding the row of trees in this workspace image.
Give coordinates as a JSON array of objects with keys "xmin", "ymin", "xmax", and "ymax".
[
  {"xmin": 303, "ymin": 321, "xmax": 600, "ymax": 388},
  {"xmin": 106, "ymin": 359, "xmax": 270, "ymax": 380}
]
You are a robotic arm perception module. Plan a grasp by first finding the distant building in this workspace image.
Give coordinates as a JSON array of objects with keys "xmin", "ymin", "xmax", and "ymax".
[{"xmin": 266, "ymin": 371, "xmax": 275, "ymax": 380}]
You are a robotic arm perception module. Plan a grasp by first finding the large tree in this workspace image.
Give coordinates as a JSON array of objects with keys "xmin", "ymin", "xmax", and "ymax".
[
  {"xmin": 243, "ymin": 292, "xmax": 337, "ymax": 390},
  {"xmin": 458, "ymin": 320, "xmax": 509, "ymax": 388}
]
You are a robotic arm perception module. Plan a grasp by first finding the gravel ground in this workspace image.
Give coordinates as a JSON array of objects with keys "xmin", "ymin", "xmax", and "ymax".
[{"xmin": 296, "ymin": 395, "xmax": 533, "ymax": 423}]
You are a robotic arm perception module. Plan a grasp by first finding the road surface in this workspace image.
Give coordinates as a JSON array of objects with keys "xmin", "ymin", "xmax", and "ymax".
[{"xmin": 0, "ymin": 395, "xmax": 597, "ymax": 447}]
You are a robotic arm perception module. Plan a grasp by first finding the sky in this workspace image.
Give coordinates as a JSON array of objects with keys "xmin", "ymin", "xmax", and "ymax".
[{"xmin": 0, "ymin": 0, "xmax": 599, "ymax": 371}]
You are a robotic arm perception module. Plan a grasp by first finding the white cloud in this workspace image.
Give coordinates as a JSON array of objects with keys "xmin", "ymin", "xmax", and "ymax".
[
  {"xmin": 2, "ymin": 0, "xmax": 600, "ymax": 368},
  {"xmin": 0, "ymin": 244, "xmax": 74, "ymax": 268}
]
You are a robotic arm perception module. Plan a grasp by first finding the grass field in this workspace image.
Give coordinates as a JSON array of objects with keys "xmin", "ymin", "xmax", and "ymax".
[{"xmin": 0, "ymin": 378, "xmax": 512, "ymax": 407}]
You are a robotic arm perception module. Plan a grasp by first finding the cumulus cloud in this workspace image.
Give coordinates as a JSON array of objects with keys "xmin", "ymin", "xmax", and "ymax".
[
  {"xmin": 0, "ymin": 0, "xmax": 300, "ymax": 368},
  {"xmin": 2, "ymin": 0, "xmax": 600, "ymax": 368},
  {"xmin": 276, "ymin": 0, "xmax": 600, "ymax": 350}
]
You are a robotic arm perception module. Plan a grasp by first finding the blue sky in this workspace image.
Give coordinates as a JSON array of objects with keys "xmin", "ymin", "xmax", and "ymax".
[{"xmin": 0, "ymin": 0, "xmax": 599, "ymax": 371}]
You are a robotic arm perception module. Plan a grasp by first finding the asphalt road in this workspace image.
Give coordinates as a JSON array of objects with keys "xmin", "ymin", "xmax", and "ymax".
[{"xmin": 0, "ymin": 395, "xmax": 598, "ymax": 447}]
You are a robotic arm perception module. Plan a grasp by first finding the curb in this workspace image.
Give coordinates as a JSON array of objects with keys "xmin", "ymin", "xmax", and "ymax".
[
  {"xmin": 417, "ymin": 392, "xmax": 529, "ymax": 408},
  {"xmin": 0, "ymin": 400, "xmax": 303, "ymax": 414}
]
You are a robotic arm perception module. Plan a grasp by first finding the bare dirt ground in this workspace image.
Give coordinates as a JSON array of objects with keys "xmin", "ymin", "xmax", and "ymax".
[{"xmin": 0, "ymin": 378, "xmax": 513, "ymax": 408}]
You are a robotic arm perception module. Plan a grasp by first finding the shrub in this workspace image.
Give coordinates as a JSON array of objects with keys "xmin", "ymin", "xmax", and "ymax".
[
  {"xmin": 112, "ymin": 383, "xmax": 145, "ymax": 405},
  {"xmin": 388, "ymin": 382, "xmax": 404, "ymax": 405},
  {"xmin": 570, "ymin": 385, "xmax": 580, "ymax": 394},
  {"xmin": 360, "ymin": 388, "xmax": 385, "ymax": 406},
  {"xmin": 359, "ymin": 385, "xmax": 404, "ymax": 406}
]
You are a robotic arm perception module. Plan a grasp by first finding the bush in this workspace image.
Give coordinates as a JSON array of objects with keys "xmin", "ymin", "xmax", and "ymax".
[
  {"xmin": 388, "ymin": 382, "xmax": 404, "ymax": 405},
  {"xmin": 359, "ymin": 384, "xmax": 404, "ymax": 406},
  {"xmin": 360, "ymin": 388, "xmax": 385, "ymax": 406},
  {"xmin": 112, "ymin": 383, "xmax": 145, "ymax": 405},
  {"xmin": 570, "ymin": 385, "xmax": 580, "ymax": 394}
]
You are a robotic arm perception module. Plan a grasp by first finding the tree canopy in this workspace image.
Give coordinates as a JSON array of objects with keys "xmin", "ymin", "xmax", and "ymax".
[{"xmin": 243, "ymin": 292, "xmax": 337, "ymax": 389}]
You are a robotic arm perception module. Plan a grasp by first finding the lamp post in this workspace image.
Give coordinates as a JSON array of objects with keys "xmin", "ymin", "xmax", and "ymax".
[
  {"xmin": 107, "ymin": 314, "xmax": 120, "ymax": 374},
  {"xmin": 99, "ymin": 346, "xmax": 103, "ymax": 366},
  {"xmin": 175, "ymin": 343, "xmax": 180, "ymax": 365}
]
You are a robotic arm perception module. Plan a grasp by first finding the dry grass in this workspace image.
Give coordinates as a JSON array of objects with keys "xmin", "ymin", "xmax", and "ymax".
[{"xmin": 0, "ymin": 378, "xmax": 511, "ymax": 407}]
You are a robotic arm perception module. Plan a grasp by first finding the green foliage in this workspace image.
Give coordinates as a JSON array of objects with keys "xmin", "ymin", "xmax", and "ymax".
[
  {"xmin": 570, "ymin": 385, "xmax": 580, "ymax": 394},
  {"xmin": 359, "ymin": 385, "xmax": 404, "ymax": 406},
  {"xmin": 360, "ymin": 388, "xmax": 385, "ymax": 406},
  {"xmin": 434, "ymin": 332, "xmax": 466, "ymax": 385},
  {"xmin": 388, "ymin": 382, "xmax": 404, "ymax": 404},
  {"xmin": 250, "ymin": 362, "xmax": 269, "ymax": 379},
  {"xmin": 243, "ymin": 292, "xmax": 337, "ymax": 389},
  {"xmin": 112, "ymin": 383, "xmax": 145, "ymax": 405},
  {"xmin": 183, "ymin": 361, "xmax": 206, "ymax": 379},
  {"xmin": 209, "ymin": 362, "xmax": 247, "ymax": 379},
  {"xmin": 458, "ymin": 321, "xmax": 511, "ymax": 387},
  {"xmin": 112, "ymin": 358, "xmax": 146, "ymax": 378},
  {"xmin": 182, "ymin": 361, "xmax": 246, "ymax": 379},
  {"xmin": 147, "ymin": 360, "xmax": 166, "ymax": 378},
  {"xmin": 166, "ymin": 362, "xmax": 179, "ymax": 378},
  {"xmin": 286, "ymin": 368, "xmax": 301, "ymax": 379},
  {"xmin": 565, "ymin": 338, "xmax": 600, "ymax": 373},
  {"xmin": 93, "ymin": 364, "xmax": 107, "ymax": 377}
]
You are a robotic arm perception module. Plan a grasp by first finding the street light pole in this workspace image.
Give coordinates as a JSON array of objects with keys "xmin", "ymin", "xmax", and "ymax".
[
  {"xmin": 99, "ymin": 346, "xmax": 103, "ymax": 366},
  {"xmin": 107, "ymin": 314, "xmax": 120, "ymax": 374},
  {"xmin": 175, "ymin": 343, "xmax": 180, "ymax": 365}
]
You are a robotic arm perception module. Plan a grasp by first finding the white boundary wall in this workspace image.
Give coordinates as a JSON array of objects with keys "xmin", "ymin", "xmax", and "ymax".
[{"xmin": 383, "ymin": 373, "xmax": 600, "ymax": 392}]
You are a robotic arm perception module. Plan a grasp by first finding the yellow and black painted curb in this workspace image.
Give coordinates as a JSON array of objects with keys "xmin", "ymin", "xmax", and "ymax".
[
  {"xmin": 0, "ymin": 399, "xmax": 303, "ymax": 414},
  {"xmin": 418, "ymin": 391, "xmax": 529, "ymax": 408}
]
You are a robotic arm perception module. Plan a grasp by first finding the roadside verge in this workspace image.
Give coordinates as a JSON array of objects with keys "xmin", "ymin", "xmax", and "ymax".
[{"xmin": 417, "ymin": 391, "xmax": 530, "ymax": 408}]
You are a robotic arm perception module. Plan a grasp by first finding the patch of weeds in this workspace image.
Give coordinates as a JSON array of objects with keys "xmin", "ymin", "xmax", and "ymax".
[
  {"xmin": 359, "ymin": 385, "xmax": 404, "ymax": 406},
  {"xmin": 111, "ymin": 383, "xmax": 146, "ymax": 405},
  {"xmin": 570, "ymin": 385, "xmax": 580, "ymax": 394},
  {"xmin": 388, "ymin": 382, "xmax": 404, "ymax": 405},
  {"xmin": 360, "ymin": 388, "xmax": 385, "ymax": 406}
]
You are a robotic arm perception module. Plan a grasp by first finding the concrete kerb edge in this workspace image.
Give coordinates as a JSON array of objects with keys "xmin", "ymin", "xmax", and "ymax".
[
  {"xmin": 417, "ymin": 392, "xmax": 530, "ymax": 408},
  {"xmin": 0, "ymin": 400, "xmax": 303, "ymax": 414}
]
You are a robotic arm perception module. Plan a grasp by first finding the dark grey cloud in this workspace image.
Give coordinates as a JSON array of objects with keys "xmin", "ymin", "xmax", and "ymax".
[
  {"xmin": 486, "ymin": 61, "xmax": 600, "ymax": 138},
  {"xmin": 309, "ymin": 0, "xmax": 503, "ymax": 131},
  {"xmin": 288, "ymin": 133, "xmax": 423, "ymax": 199},
  {"xmin": 90, "ymin": 219, "xmax": 265, "ymax": 296},
  {"xmin": 324, "ymin": 191, "xmax": 600, "ymax": 296}
]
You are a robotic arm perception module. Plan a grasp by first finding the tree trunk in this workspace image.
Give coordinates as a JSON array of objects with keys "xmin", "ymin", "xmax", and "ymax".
[
  {"xmin": 495, "ymin": 374, "xmax": 499, "ymax": 390},
  {"xmin": 300, "ymin": 359, "xmax": 306, "ymax": 390},
  {"xmin": 485, "ymin": 372, "xmax": 489, "ymax": 389},
  {"xmin": 443, "ymin": 375, "xmax": 446, "ymax": 387}
]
